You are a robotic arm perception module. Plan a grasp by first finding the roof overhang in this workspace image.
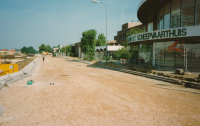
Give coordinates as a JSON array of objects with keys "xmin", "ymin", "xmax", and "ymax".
[{"xmin": 137, "ymin": 0, "xmax": 172, "ymax": 24}]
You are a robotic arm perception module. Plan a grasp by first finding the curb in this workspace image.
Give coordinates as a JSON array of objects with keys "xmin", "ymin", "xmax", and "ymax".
[
  {"xmin": 63, "ymin": 57, "xmax": 93, "ymax": 64},
  {"xmin": 71, "ymin": 59, "xmax": 93, "ymax": 64},
  {"xmin": 98, "ymin": 65, "xmax": 200, "ymax": 87}
]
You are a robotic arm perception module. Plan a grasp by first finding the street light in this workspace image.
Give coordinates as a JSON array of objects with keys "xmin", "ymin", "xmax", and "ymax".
[
  {"xmin": 70, "ymin": 28, "xmax": 79, "ymax": 59},
  {"xmin": 92, "ymin": 0, "xmax": 107, "ymax": 63},
  {"xmin": 92, "ymin": 0, "xmax": 99, "ymax": 3}
]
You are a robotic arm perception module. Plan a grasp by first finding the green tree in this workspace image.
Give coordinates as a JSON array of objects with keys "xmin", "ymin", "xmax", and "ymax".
[
  {"xmin": 20, "ymin": 46, "xmax": 37, "ymax": 54},
  {"xmin": 81, "ymin": 31, "xmax": 88, "ymax": 54},
  {"xmin": 81, "ymin": 29, "xmax": 97, "ymax": 60},
  {"xmin": 66, "ymin": 45, "xmax": 72, "ymax": 53},
  {"xmin": 27, "ymin": 46, "xmax": 36, "ymax": 54},
  {"xmin": 39, "ymin": 44, "xmax": 47, "ymax": 54},
  {"xmin": 60, "ymin": 47, "xmax": 65, "ymax": 53},
  {"xmin": 60, "ymin": 45, "xmax": 75, "ymax": 56},
  {"xmin": 96, "ymin": 33, "xmax": 106, "ymax": 46},
  {"xmin": 56, "ymin": 49, "xmax": 59, "ymax": 53},
  {"xmin": 46, "ymin": 45, "xmax": 52, "ymax": 53},
  {"xmin": 118, "ymin": 48, "xmax": 130, "ymax": 59},
  {"xmin": 20, "ymin": 46, "xmax": 27, "ymax": 54}
]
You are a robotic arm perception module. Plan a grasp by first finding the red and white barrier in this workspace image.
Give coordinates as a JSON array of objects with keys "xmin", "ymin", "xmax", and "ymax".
[{"xmin": 120, "ymin": 58, "xmax": 127, "ymax": 64}]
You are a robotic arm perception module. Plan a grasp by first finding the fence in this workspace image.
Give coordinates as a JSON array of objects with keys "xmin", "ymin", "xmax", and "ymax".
[
  {"xmin": 155, "ymin": 47, "xmax": 200, "ymax": 73},
  {"xmin": 87, "ymin": 47, "xmax": 200, "ymax": 73},
  {"xmin": 94, "ymin": 51, "xmax": 120, "ymax": 62}
]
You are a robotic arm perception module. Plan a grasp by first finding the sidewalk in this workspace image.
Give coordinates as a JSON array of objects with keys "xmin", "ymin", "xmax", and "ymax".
[{"xmin": 63, "ymin": 56, "xmax": 94, "ymax": 64}]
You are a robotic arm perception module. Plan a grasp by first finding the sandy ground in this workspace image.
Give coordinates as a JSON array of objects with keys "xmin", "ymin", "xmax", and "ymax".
[{"xmin": 0, "ymin": 56, "xmax": 200, "ymax": 126}]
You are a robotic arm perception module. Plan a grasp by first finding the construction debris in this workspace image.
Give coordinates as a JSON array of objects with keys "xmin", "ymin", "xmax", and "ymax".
[{"xmin": 50, "ymin": 82, "xmax": 54, "ymax": 85}]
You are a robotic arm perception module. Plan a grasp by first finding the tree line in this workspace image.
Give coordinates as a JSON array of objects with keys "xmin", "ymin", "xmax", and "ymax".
[
  {"xmin": 38, "ymin": 44, "xmax": 52, "ymax": 54},
  {"xmin": 58, "ymin": 30, "xmax": 106, "ymax": 59},
  {"xmin": 60, "ymin": 44, "xmax": 75, "ymax": 56},
  {"xmin": 20, "ymin": 46, "xmax": 38, "ymax": 54}
]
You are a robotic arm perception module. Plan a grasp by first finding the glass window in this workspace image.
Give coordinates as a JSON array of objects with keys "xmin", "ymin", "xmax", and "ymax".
[
  {"xmin": 196, "ymin": 0, "xmax": 200, "ymax": 25},
  {"xmin": 160, "ymin": 19, "xmax": 164, "ymax": 29},
  {"xmin": 171, "ymin": 0, "xmax": 181, "ymax": 28},
  {"xmin": 157, "ymin": 12, "xmax": 160, "ymax": 30},
  {"xmin": 155, "ymin": 42, "xmax": 165, "ymax": 66},
  {"xmin": 182, "ymin": 0, "xmax": 195, "ymax": 27},
  {"xmin": 164, "ymin": 3, "xmax": 170, "ymax": 29},
  {"xmin": 160, "ymin": 8, "xmax": 164, "ymax": 29},
  {"xmin": 164, "ymin": 14, "xmax": 170, "ymax": 29}
]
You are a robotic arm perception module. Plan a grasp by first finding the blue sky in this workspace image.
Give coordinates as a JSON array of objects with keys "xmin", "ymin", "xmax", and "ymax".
[{"xmin": 0, "ymin": 0, "xmax": 141, "ymax": 49}]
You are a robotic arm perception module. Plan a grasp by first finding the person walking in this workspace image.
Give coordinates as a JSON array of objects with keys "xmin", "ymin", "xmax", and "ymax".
[{"xmin": 42, "ymin": 54, "xmax": 45, "ymax": 62}]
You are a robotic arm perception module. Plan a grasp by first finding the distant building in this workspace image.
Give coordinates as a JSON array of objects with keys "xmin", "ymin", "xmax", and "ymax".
[
  {"xmin": 8, "ymin": 49, "xmax": 16, "ymax": 54},
  {"xmin": 2, "ymin": 49, "xmax": 7, "ymax": 52},
  {"xmin": 59, "ymin": 45, "xmax": 63, "ymax": 49},
  {"xmin": 95, "ymin": 45, "xmax": 122, "ymax": 52},
  {"xmin": 75, "ymin": 42, "xmax": 81, "ymax": 58},
  {"xmin": 114, "ymin": 21, "xmax": 146, "ymax": 45},
  {"xmin": 107, "ymin": 40, "xmax": 117, "ymax": 45},
  {"xmin": 53, "ymin": 48, "xmax": 59, "ymax": 53}
]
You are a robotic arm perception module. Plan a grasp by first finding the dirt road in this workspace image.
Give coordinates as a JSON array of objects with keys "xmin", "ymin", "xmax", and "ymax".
[{"xmin": 0, "ymin": 56, "xmax": 200, "ymax": 126}]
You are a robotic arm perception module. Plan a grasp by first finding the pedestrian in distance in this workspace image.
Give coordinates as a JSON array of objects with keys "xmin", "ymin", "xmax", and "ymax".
[{"xmin": 42, "ymin": 54, "xmax": 45, "ymax": 62}]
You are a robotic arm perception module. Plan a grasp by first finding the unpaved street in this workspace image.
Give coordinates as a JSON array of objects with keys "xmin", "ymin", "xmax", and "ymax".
[{"xmin": 0, "ymin": 56, "xmax": 200, "ymax": 126}]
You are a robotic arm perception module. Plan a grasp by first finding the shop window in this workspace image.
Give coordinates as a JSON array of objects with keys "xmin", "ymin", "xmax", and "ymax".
[
  {"xmin": 182, "ymin": 0, "xmax": 195, "ymax": 27},
  {"xmin": 148, "ymin": 22, "xmax": 153, "ymax": 32},
  {"xmin": 197, "ymin": 0, "xmax": 200, "ymax": 25},
  {"xmin": 155, "ymin": 42, "xmax": 165, "ymax": 66},
  {"xmin": 171, "ymin": 0, "xmax": 181, "ymax": 28}
]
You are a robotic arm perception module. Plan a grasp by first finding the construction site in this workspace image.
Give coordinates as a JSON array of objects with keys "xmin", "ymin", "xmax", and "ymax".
[
  {"xmin": 0, "ymin": 55, "xmax": 200, "ymax": 126},
  {"xmin": 0, "ymin": 53, "xmax": 36, "ymax": 76},
  {"xmin": 1, "ymin": 0, "xmax": 200, "ymax": 125}
]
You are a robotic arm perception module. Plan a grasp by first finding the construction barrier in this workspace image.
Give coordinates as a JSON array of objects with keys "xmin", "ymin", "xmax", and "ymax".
[
  {"xmin": 0, "ymin": 64, "xmax": 18, "ymax": 76},
  {"xmin": 120, "ymin": 58, "xmax": 127, "ymax": 64}
]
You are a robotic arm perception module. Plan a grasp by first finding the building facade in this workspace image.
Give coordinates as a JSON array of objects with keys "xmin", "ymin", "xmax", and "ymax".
[
  {"xmin": 128, "ymin": 0, "xmax": 200, "ymax": 69},
  {"xmin": 75, "ymin": 42, "xmax": 81, "ymax": 57},
  {"xmin": 114, "ymin": 22, "xmax": 145, "ymax": 45}
]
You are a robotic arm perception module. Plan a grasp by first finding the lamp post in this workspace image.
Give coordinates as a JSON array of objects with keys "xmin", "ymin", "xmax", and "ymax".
[
  {"xmin": 70, "ymin": 28, "xmax": 79, "ymax": 59},
  {"xmin": 92, "ymin": 0, "xmax": 107, "ymax": 63}
]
